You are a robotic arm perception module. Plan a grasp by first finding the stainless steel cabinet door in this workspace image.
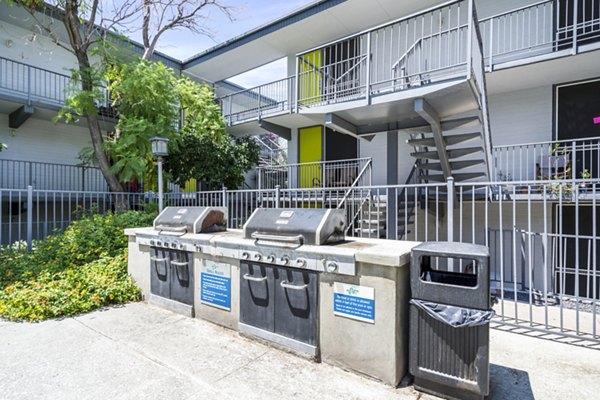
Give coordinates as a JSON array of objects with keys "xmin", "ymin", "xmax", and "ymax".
[
  {"xmin": 240, "ymin": 262, "xmax": 275, "ymax": 332},
  {"xmin": 150, "ymin": 247, "xmax": 170, "ymax": 298},
  {"xmin": 169, "ymin": 251, "xmax": 194, "ymax": 306},
  {"xmin": 274, "ymin": 267, "xmax": 318, "ymax": 345}
]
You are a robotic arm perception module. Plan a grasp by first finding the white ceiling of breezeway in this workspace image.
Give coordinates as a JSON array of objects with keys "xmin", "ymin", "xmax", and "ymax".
[{"xmin": 182, "ymin": 0, "xmax": 444, "ymax": 83}]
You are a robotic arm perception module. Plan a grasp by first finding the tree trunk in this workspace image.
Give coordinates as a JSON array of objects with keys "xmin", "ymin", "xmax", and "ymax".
[{"xmin": 63, "ymin": 0, "xmax": 125, "ymax": 194}]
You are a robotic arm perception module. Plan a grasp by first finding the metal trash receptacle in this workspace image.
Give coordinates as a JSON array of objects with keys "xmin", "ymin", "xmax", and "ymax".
[{"xmin": 409, "ymin": 242, "xmax": 494, "ymax": 400}]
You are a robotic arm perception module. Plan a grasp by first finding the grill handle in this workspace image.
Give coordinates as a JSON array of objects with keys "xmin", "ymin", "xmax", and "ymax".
[
  {"xmin": 280, "ymin": 280, "xmax": 308, "ymax": 291},
  {"xmin": 170, "ymin": 261, "xmax": 188, "ymax": 266},
  {"xmin": 150, "ymin": 257, "xmax": 167, "ymax": 262},
  {"xmin": 251, "ymin": 232, "xmax": 305, "ymax": 245},
  {"xmin": 172, "ymin": 260, "xmax": 189, "ymax": 283},
  {"xmin": 243, "ymin": 273, "xmax": 268, "ymax": 282},
  {"xmin": 155, "ymin": 225, "xmax": 187, "ymax": 236}
]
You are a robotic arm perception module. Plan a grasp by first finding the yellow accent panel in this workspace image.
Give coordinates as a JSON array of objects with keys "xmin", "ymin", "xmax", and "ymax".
[
  {"xmin": 299, "ymin": 50, "xmax": 322, "ymax": 105},
  {"xmin": 299, "ymin": 126, "xmax": 322, "ymax": 189},
  {"xmin": 183, "ymin": 179, "xmax": 197, "ymax": 193}
]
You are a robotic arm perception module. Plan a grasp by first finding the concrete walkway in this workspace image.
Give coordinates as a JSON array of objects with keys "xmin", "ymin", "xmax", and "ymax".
[{"xmin": 0, "ymin": 302, "xmax": 598, "ymax": 400}]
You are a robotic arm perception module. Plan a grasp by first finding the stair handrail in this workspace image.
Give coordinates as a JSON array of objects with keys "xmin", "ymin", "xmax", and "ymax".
[
  {"xmin": 391, "ymin": 23, "xmax": 469, "ymax": 73},
  {"xmin": 333, "ymin": 54, "xmax": 368, "ymax": 83},
  {"xmin": 336, "ymin": 158, "xmax": 372, "ymax": 211}
]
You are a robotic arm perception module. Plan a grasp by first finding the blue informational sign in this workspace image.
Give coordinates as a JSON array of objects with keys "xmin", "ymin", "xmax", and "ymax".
[
  {"xmin": 333, "ymin": 282, "xmax": 375, "ymax": 324},
  {"xmin": 200, "ymin": 261, "xmax": 231, "ymax": 311}
]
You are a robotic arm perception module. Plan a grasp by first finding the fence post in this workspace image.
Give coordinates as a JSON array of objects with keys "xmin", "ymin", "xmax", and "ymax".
[
  {"xmin": 447, "ymin": 177, "xmax": 455, "ymax": 242},
  {"xmin": 257, "ymin": 168, "xmax": 262, "ymax": 190},
  {"xmin": 275, "ymin": 185, "xmax": 281, "ymax": 209},
  {"xmin": 82, "ymin": 166, "xmax": 86, "ymax": 192},
  {"xmin": 222, "ymin": 186, "xmax": 227, "ymax": 208},
  {"xmin": 26, "ymin": 185, "xmax": 33, "ymax": 251}
]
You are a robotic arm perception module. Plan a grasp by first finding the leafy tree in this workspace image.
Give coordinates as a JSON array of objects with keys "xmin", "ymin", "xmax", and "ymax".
[
  {"xmin": 163, "ymin": 74, "xmax": 259, "ymax": 189},
  {"xmin": 7, "ymin": 0, "xmax": 230, "ymax": 192},
  {"xmin": 166, "ymin": 134, "xmax": 260, "ymax": 190},
  {"xmin": 104, "ymin": 60, "xmax": 180, "ymax": 182},
  {"xmin": 107, "ymin": 59, "xmax": 259, "ymax": 190}
]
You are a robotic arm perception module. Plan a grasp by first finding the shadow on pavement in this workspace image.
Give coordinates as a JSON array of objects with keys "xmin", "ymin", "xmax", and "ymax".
[{"xmin": 488, "ymin": 363, "xmax": 534, "ymax": 400}]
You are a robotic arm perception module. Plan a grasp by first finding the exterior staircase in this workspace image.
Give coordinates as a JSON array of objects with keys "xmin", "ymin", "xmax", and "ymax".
[{"xmin": 408, "ymin": 110, "xmax": 490, "ymax": 184}]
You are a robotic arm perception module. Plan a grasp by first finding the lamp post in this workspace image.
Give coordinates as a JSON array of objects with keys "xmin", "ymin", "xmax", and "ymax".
[{"xmin": 150, "ymin": 137, "xmax": 169, "ymax": 212}]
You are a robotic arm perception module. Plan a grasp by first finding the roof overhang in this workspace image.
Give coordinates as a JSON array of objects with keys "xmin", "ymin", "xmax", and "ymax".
[{"xmin": 182, "ymin": 0, "xmax": 443, "ymax": 83}]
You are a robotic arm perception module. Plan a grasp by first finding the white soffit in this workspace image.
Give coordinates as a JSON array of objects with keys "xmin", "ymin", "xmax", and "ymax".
[{"xmin": 183, "ymin": 0, "xmax": 442, "ymax": 83}]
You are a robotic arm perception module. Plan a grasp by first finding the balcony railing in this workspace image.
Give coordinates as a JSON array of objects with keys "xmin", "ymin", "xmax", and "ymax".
[
  {"xmin": 0, "ymin": 158, "xmax": 108, "ymax": 192},
  {"xmin": 0, "ymin": 55, "xmax": 111, "ymax": 109},
  {"xmin": 492, "ymin": 136, "xmax": 600, "ymax": 182},
  {"xmin": 257, "ymin": 158, "xmax": 372, "ymax": 190},
  {"xmin": 480, "ymin": 0, "xmax": 600, "ymax": 68},
  {"xmin": 0, "ymin": 158, "xmax": 190, "ymax": 193},
  {"xmin": 218, "ymin": 76, "xmax": 295, "ymax": 125}
]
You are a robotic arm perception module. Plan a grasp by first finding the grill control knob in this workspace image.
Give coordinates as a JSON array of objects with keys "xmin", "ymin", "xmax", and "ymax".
[
  {"xmin": 280, "ymin": 256, "xmax": 290, "ymax": 265},
  {"xmin": 253, "ymin": 253, "xmax": 262, "ymax": 261},
  {"xmin": 171, "ymin": 242, "xmax": 177, "ymax": 248},
  {"xmin": 326, "ymin": 261, "xmax": 338, "ymax": 273},
  {"xmin": 296, "ymin": 258, "xmax": 306, "ymax": 267},
  {"xmin": 266, "ymin": 255, "xmax": 275, "ymax": 263},
  {"xmin": 242, "ymin": 252, "xmax": 250, "ymax": 260},
  {"xmin": 157, "ymin": 241, "xmax": 162, "ymax": 247},
  {"xmin": 150, "ymin": 240, "xmax": 155, "ymax": 246},
  {"xmin": 179, "ymin": 243, "xmax": 185, "ymax": 250}
]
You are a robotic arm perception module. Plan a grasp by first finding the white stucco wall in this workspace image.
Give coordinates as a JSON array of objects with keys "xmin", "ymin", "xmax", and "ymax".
[
  {"xmin": 0, "ymin": 114, "xmax": 91, "ymax": 165},
  {"xmin": 488, "ymin": 85, "xmax": 553, "ymax": 147}
]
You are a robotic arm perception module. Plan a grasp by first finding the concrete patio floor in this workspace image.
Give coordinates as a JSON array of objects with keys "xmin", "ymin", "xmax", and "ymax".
[{"xmin": 1, "ymin": 302, "xmax": 599, "ymax": 400}]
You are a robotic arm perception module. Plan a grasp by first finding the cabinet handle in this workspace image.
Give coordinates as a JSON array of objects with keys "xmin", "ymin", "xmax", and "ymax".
[
  {"xmin": 170, "ymin": 261, "xmax": 188, "ymax": 266},
  {"xmin": 280, "ymin": 280, "xmax": 308, "ymax": 290},
  {"xmin": 243, "ymin": 273, "xmax": 267, "ymax": 282},
  {"xmin": 150, "ymin": 257, "xmax": 167, "ymax": 262}
]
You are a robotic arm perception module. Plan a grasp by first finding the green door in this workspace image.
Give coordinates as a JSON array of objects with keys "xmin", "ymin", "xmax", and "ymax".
[{"xmin": 298, "ymin": 126, "xmax": 323, "ymax": 188}]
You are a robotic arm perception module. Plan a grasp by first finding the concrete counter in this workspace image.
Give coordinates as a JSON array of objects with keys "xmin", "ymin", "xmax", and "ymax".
[{"xmin": 126, "ymin": 227, "xmax": 419, "ymax": 386}]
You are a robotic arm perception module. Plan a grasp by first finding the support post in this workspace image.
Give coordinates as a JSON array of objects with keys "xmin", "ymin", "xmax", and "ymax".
[
  {"xmin": 275, "ymin": 185, "xmax": 281, "ymax": 209},
  {"xmin": 222, "ymin": 186, "xmax": 228, "ymax": 208},
  {"xmin": 27, "ymin": 185, "xmax": 33, "ymax": 252},
  {"xmin": 158, "ymin": 156, "xmax": 164, "ymax": 212}
]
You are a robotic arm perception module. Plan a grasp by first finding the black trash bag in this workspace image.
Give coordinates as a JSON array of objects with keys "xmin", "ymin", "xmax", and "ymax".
[{"xmin": 410, "ymin": 299, "xmax": 495, "ymax": 328}]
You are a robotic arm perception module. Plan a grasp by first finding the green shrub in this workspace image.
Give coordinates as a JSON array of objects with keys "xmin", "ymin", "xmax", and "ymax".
[
  {"xmin": 0, "ymin": 251, "xmax": 141, "ymax": 322},
  {"xmin": 0, "ymin": 211, "xmax": 154, "ymax": 289}
]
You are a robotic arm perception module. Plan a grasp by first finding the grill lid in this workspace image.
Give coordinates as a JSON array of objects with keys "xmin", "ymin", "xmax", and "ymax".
[
  {"xmin": 153, "ymin": 207, "xmax": 227, "ymax": 234},
  {"xmin": 243, "ymin": 208, "xmax": 346, "ymax": 246}
]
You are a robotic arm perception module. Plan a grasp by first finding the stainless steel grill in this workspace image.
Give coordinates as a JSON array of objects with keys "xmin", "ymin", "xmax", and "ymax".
[
  {"xmin": 243, "ymin": 208, "xmax": 346, "ymax": 245},
  {"xmin": 153, "ymin": 206, "xmax": 227, "ymax": 234}
]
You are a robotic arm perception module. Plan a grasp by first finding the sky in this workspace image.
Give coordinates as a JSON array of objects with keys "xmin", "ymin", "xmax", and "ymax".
[
  {"xmin": 134, "ymin": 0, "xmax": 316, "ymax": 87},
  {"xmin": 150, "ymin": 0, "xmax": 313, "ymax": 61}
]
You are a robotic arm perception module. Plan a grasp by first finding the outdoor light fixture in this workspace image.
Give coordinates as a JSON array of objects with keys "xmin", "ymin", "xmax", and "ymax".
[
  {"xmin": 150, "ymin": 137, "xmax": 169, "ymax": 212},
  {"xmin": 150, "ymin": 136, "xmax": 169, "ymax": 157}
]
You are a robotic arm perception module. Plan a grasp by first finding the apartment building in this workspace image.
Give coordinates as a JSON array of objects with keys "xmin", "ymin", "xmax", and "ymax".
[{"xmin": 0, "ymin": 0, "xmax": 598, "ymax": 343}]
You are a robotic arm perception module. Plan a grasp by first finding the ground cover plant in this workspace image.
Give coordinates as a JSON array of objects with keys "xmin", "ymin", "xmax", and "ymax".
[{"xmin": 0, "ymin": 210, "xmax": 154, "ymax": 322}]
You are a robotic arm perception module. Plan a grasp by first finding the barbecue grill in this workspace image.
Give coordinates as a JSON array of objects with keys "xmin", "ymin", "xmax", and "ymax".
[
  {"xmin": 232, "ymin": 208, "xmax": 353, "ymax": 355},
  {"xmin": 137, "ymin": 207, "xmax": 228, "ymax": 316}
]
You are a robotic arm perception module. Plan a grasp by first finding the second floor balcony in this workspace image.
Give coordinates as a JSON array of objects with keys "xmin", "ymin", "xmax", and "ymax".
[
  {"xmin": 0, "ymin": 55, "xmax": 115, "ymax": 117},
  {"xmin": 218, "ymin": 0, "xmax": 600, "ymax": 126}
]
